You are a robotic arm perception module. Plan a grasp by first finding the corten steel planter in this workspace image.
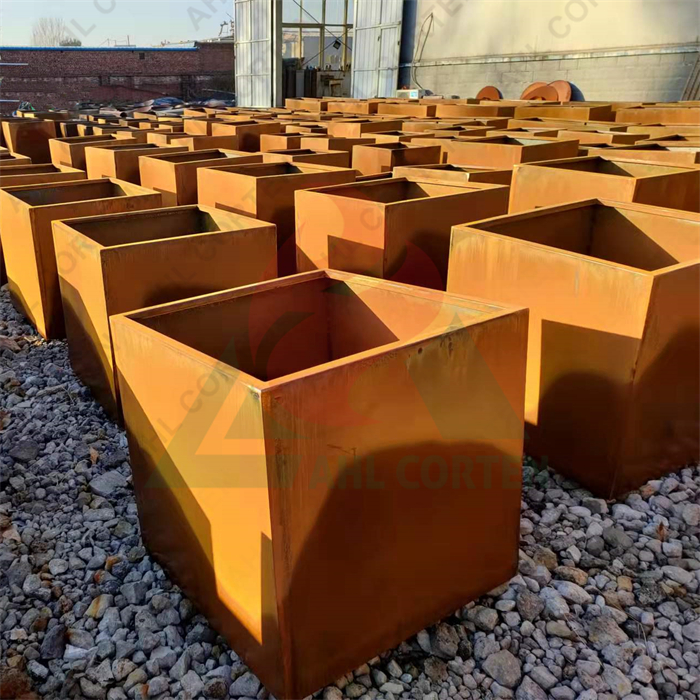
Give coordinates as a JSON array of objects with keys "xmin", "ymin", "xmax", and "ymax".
[
  {"xmin": 627, "ymin": 125, "xmax": 700, "ymax": 138},
  {"xmin": 56, "ymin": 121, "xmax": 91, "ymax": 138},
  {"xmin": 54, "ymin": 205, "xmax": 277, "ymax": 419},
  {"xmin": 616, "ymin": 107, "xmax": 700, "ymax": 124},
  {"xmin": 587, "ymin": 144, "xmax": 700, "ymax": 167},
  {"xmin": 211, "ymin": 121, "xmax": 283, "ymax": 152},
  {"xmin": 2, "ymin": 119, "xmax": 57, "ymax": 164},
  {"xmin": 198, "ymin": 162, "xmax": 356, "ymax": 277},
  {"xmin": 508, "ymin": 118, "xmax": 627, "ymax": 132},
  {"xmin": 261, "ymin": 149, "xmax": 350, "ymax": 167},
  {"xmin": 85, "ymin": 144, "xmax": 189, "ymax": 184},
  {"xmin": 486, "ymin": 128, "xmax": 560, "ymax": 138},
  {"xmin": 371, "ymin": 131, "xmax": 424, "ymax": 143},
  {"xmin": 149, "ymin": 133, "xmax": 241, "ymax": 151},
  {"xmin": 433, "ymin": 136, "xmax": 581, "ymax": 168},
  {"xmin": 509, "ymin": 156, "xmax": 700, "ymax": 213},
  {"xmin": 351, "ymin": 143, "xmax": 442, "ymax": 176},
  {"xmin": 183, "ymin": 118, "xmax": 226, "ymax": 135},
  {"xmin": 556, "ymin": 130, "xmax": 647, "ymax": 146},
  {"xmin": 0, "ymin": 163, "xmax": 85, "ymax": 188},
  {"xmin": 447, "ymin": 199, "xmax": 700, "ymax": 498},
  {"xmin": 0, "ymin": 179, "xmax": 161, "ymax": 339},
  {"xmin": 434, "ymin": 105, "xmax": 516, "ymax": 119},
  {"xmin": 49, "ymin": 135, "xmax": 121, "ymax": 170},
  {"xmin": 512, "ymin": 105, "xmax": 614, "ymax": 121},
  {"xmin": 299, "ymin": 136, "xmax": 375, "ymax": 153},
  {"xmin": 260, "ymin": 133, "xmax": 307, "ymax": 151},
  {"xmin": 109, "ymin": 268, "xmax": 527, "ymax": 700},
  {"xmin": 326, "ymin": 119, "xmax": 404, "ymax": 138},
  {"xmin": 23, "ymin": 111, "xmax": 70, "ymax": 121},
  {"xmin": 285, "ymin": 98, "xmax": 329, "ymax": 111},
  {"xmin": 327, "ymin": 99, "xmax": 382, "ymax": 114},
  {"xmin": 376, "ymin": 103, "xmax": 437, "ymax": 118},
  {"xmin": 139, "ymin": 150, "xmax": 262, "ymax": 206},
  {"xmin": 105, "ymin": 130, "xmax": 150, "ymax": 143},
  {"xmin": 295, "ymin": 178, "xmax": 509, "ymax": 290},
  {"xmin": 285, "ymin": 124, "xmax": 327, "ymax": 134},
  {"xmin": 392, "ymin": 163, "xmax": 512, "ymax": 186}
]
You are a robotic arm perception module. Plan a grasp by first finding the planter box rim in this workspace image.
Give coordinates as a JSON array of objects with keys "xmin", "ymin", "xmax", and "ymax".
[
  {"xmin": 2, "ymin": 177, "xmax": 156, "ymax": 206},
  {"xmin": 514, "ymin": 155, "xmax": 699, "ymax": 177},
  {"xmin": 111, "ymin": 270, "xmax": 523, "ymax": 390},
  {"xmin": 202, "ymin": 162, "xmax": 352, "ymax": 178}
]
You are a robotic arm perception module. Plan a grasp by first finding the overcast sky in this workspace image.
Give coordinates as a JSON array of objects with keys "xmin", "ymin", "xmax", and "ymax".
[{"xmin": 0, "ymin": 0, "xmax": 233, "ymax": 47}]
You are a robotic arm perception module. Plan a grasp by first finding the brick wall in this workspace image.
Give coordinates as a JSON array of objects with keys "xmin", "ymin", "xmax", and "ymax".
[
  {"xmin": 0, "ymin": 42, "xmax": 234, "ymax": 112},
  {"xmin": 399, "ymin": 48, "xmax": 699, "ymax": 102}
]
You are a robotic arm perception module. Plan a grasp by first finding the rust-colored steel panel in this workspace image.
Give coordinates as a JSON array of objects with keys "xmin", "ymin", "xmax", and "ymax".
[
  {"xmin": 54, "ymin": 205, "xmax": 277, "ymax": 419},
  {"xmin": 56, "ymin": 121, "xmax": 92, "ymax": 138},
  {"xmin": 626, "ymin": 125, "xmax": 700, "ymax": 138},
  {"xmin": 0, "ymin": 163, "xmax": 85, "ymax": 188},
  {"xmin": 377, "ymin": 103, "xmax": 437, "ymax": 118},
  {"xmin": 555, "ymin": 130, "xmax": 646, "ymax": 145},
  {"xmin": 616, "ymin": 106, "xmax": 700, "ymax": 124},
  {"xmin": 326, "ymin": 119, "xmax": 404, "ymax": 138},
  {"xmin": 587, "ymin": 144, "xmax": 700, "ymax": 167},
  {"xmin": 260, "ymin": 133, "xmax": 307, "ymax": 151},
  {"xmin": 110, "ymin": 268, "xmax": 527, "ymax": 700},
  {"xmin": 298, "ymin": 136, "xmax": 375, "ymax": 153},
  {"xmin": 198, "ymin": 162, "xmax": 356, "ymax": 277},
  {"xmin": 296, "ymin": 178, "xmax": 509, "ymax": 290},
  {"xmin": 84, "ymin": 144, "xmax": 188, "ymax": 184},
  {"xmin": 430, "ymin": 136, "xmax": 581, "ymax": 168},
  {"xmin": 351, "ymin": 143, "xmax": 442, "ymax": 176},
  {"xmin": 139, "ymin": 150, "xmax": 263, "ymax": 206},
  {"xmin": 183, "ymin": 118, "xmax": 227, "ymax": 136},
  {"xmin": 261, "ymin": 149, "xmax": 350, "ymax": 167},
  {"xmin": 285, "ymin": 98, "xmax": 330, "ymax": 111},
  {"xmin": 513, "ymin": 104, "xmax": 614, "ymax": 121},
  {"xmin": 23, "ymin": 111, "xmax": 70, "ymax": 121},
  {"xmin": 392, "ymin": 163, "xmax": 512, "ymax": 186},
  {"xmin": 285, "ymin": 123, "xmax": 327, "ymax": 134},
  {"xmin": 2, "ymin": 119, "xmax": 57, "ymax": 163},
  {"xmin": 148, "ymin": 134, "xmax": 242, "ymax": 151},
  {"xmin": 0, "ymin": 153, "xmax": 32, "ymax": 165},
  {"xmin": 434, "ymin": 104, "xmax": 516, "ymax": 118},
  {"xmin": 327, "ymin": 99, "xmax": 382, "ymax": 114},
  {"xmin": 509, "ymin": 156, "xmax": 700, "ymax": 213},
  {"xmin": 485, "ymin": 128, "xmax": 561, "ymax": 138},
  {"xmin": 49, "ymin": 135, "xmax": 123, "ymax": 170},
  {"xmin": 210, "ymin": 121, "xmax": 283, "ymax": 152},
  {"xmin": 370, "ymin": 130, "xmax": 427, "ymax": 143},
  {"xmin": 447, "ymin": 199, "xmax": 700, "ymax": 498},
  {"xmin": 0, "ymin": 178, "xmax": 161, "ymax": 339},
  {"xmin": 111, "ymin": 130, "xmax": 152, "ymax": 143}
]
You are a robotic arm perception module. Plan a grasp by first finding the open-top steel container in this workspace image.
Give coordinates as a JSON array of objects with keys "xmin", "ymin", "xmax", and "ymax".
[
  {"xmin": 84, "ymin": 143, "xmax": 188, "ymax": 184},
  {"xmin": 447, "ymin": 199, "xmax": 700, "ymax": 497},
  {"xmin": 54, "ymin": 205, "xmax": 277, "ymax": 418},
  {"xmin": 296, "ymin": 177, "xmax": 508, "ymax": 289},
  {"xmin": 110, "ymin": 268, "xmax": 527, "ymax": 700},
  {"xmin": 509, "ymin": 156, "xmax": 700, "ymax": 213},
  {"xmin": 0, "ymin": 178, "xmax": 161, "ymax": 338},
  {"xmin": 351, "ymin": 142, "xmax": 442, "ymax": 176},
  {"xmin": 198, "ymin": 162, "xmax": 356, "ymax": 277},
  {"xmin": 392, "ymin": 163, "xmax": 512, "ymax": 185}
]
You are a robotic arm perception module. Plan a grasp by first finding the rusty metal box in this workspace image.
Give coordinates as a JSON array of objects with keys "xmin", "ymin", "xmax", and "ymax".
[
  {"xmin": 509, "ymin": 156, "xmax": 700, "ymax": 213},
  {"xmin": 299, "ymin": 136, "xmax": 375, "ymax": 153},
  {"xmin": 351, "ymin": 142, "xmax": 442, "ymax": 176},
  {"xmin": 85, "ymin": 143, "xmax": 189, "ymax": 184},
  {"xmin": 392, "ymin": 163, "xmax": 512, "ymax": 186},
  {"xmin": 210, "ymin": 121, "xmax": 283, "ymax": 151},
  {"xmin": 2, "ymin": 119, "xmax": 57, "ymax": 164},
  {"xmin": 327, "ymin": 119, "xmax": 403, "ymax": 138},
  {"xmin": 0, "ymin": 179, "xmax": 161, "ymax": 339},
  {"xmin": 0, "ymin": 163, "xmax": 85, "ymax": 188},
  {"xmin": 447, "ymin": 199, "xmax": 700, "ymax": 497},
  {"xmin": 139, "ymin": 150, "xmax": 262, "ymax": 206},
  {"xmin": 49, "ymin": 135, "xmax": 125, "ymax": 170},
  {"xmin": 110, "ymin": 268, "xmax": 527, "ymax": 700},
  {"xmin": 198, "ymin": 162, "xmax": 356, "ymax": 277},
  {"xmin": 261, "ymin": 149, "xmax": 350, "ymax": 167},
  {"xmin": 296, "ymin": 177, "xmax": 509, "ymax": 289},
  {"xmin": 54, "ymin": 205, "xmax": 277, "ymax": 418}
]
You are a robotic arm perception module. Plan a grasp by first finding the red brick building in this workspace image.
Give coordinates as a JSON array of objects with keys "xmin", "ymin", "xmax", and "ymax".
[{"xmin": 0, "ymin": 42, "xmax": 234, "ymax": 112}]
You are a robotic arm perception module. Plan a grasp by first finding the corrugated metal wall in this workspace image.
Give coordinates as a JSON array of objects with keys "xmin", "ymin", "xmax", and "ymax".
[
  {"xmin": 235, "ymin": 0, "xmax": 274, "ymax": 107},
  {"xmin": 351, "ymin": 0, "xmax": 403, "ymax": 98}
]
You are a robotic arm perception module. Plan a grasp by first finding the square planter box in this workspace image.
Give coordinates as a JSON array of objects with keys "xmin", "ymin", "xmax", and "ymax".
[
  {"xmin": 296, "ymin": 177, "xmax": 508, "ymax": 289},
  {"xmin": 392, "ymin": 163, "xmax": 512, "ymax": 186},
  {"xmin": 56, "ymin": 121, "xmax": 91, "ymax": 138},
  {"xmin": 376, "ymin": 103, "xmax": 437, "ymax": 118},
  {"xmin": 261, "ymin": 149, "xmax": 350, "ymax": 167},
  {"xmin": 327, "ymin": 99, "xmax": 382, "ymax": 114},
  {"xmin": 112, "ymin": 130, "xmax": 150, "ymax": 143},
  {"xmin": 0, "ymin": 179, "xmax": 161, "ymax": 339},
  {"xmin": 371, "ymin": 131, "xmax": 425, "ymax": 143},
  {"xmin": 183, "ymin": 118, "xmax": 226, "ymax": 136},
  {"xmin": 447, "ymin": 199, "xmax": 700, "ymax": 497},
  {"xmin": 198, "ymin": 162, "xmax": 356, "ymax": 276},
  {"xmin": 49, "ymin": 135, "xmax": 122, "ymax": 170},
  {"xmin": 54, "ymin": 205, "xmax": 277, "ymax": 418},
  {"xmin": 434, "ymin": 105, "xmax": 516, "ymax": 119},
  {"xmin": 588, "ymin": 144, "xmax": 700, "ymax": 167},
  {"xmin": 139, "ymin": 150, "xmax": 262, "ymax": 206},
  {"xmin": 435, "ymin": 136, "xmax": 581, "ymax": 168},
  {"xmin": 260, "ymin": 133, "xmax": 307, "ymax": 151},
  {"xmin": 513, "ymin": 105, "xmax": 614, "ymax": 121},
  {"xmin": 627, "ymin": 125, "xmax": 700, "ymax": 139},
  {"xmin": 285, "ymin": 124, "xmax": 327, "ymax": 134},
  {"xmin": 327, "ymin": 119, "xmax": 404, "ymax": 138},
  {"xmin": 2, "ymin": 119, "xmax": 57, "ymax": 163},
  {"xmin": 149, "ymin": 133, "xmax": 242, "ymax": 151},
  {"xmin": 351, "ymin": 143, "xmax": 442, "ymax": 176},
  {"xmin": 109, "ymin": 268, "xmax": 527, "ymax": 700},
  {"xmin": 509, "ymin": 156, "xmax": 700, "ymax": 213},
  {"xmin": 616, "ymin": 107, "xmax": 700, "ymax": 125},
  {"xmin": 0, "ymin": 163, "xmax": 85, "ymax": 188},
  {"xmin": 556, "ymin": 130, "xmax": 646, "ymax": 146},
  {"xmin": 85, "ymin": 144, "xmax": 189, "ymax": 184},
  {"xmin": 299, "ymin": 136, "xmax": 375, "ymax": 153},
  {"xmin": 285, "ymin": 98, "xmax": 329, "ymax": 111},
  {"xmin": 211, "ymin": 121, "xmax": 283, "ymax": 151}
]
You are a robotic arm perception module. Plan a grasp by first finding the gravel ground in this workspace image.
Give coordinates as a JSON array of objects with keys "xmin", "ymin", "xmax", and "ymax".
[{"xmin": 1, "ymin": 285, "xmax": 699, "ymax": 700}]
